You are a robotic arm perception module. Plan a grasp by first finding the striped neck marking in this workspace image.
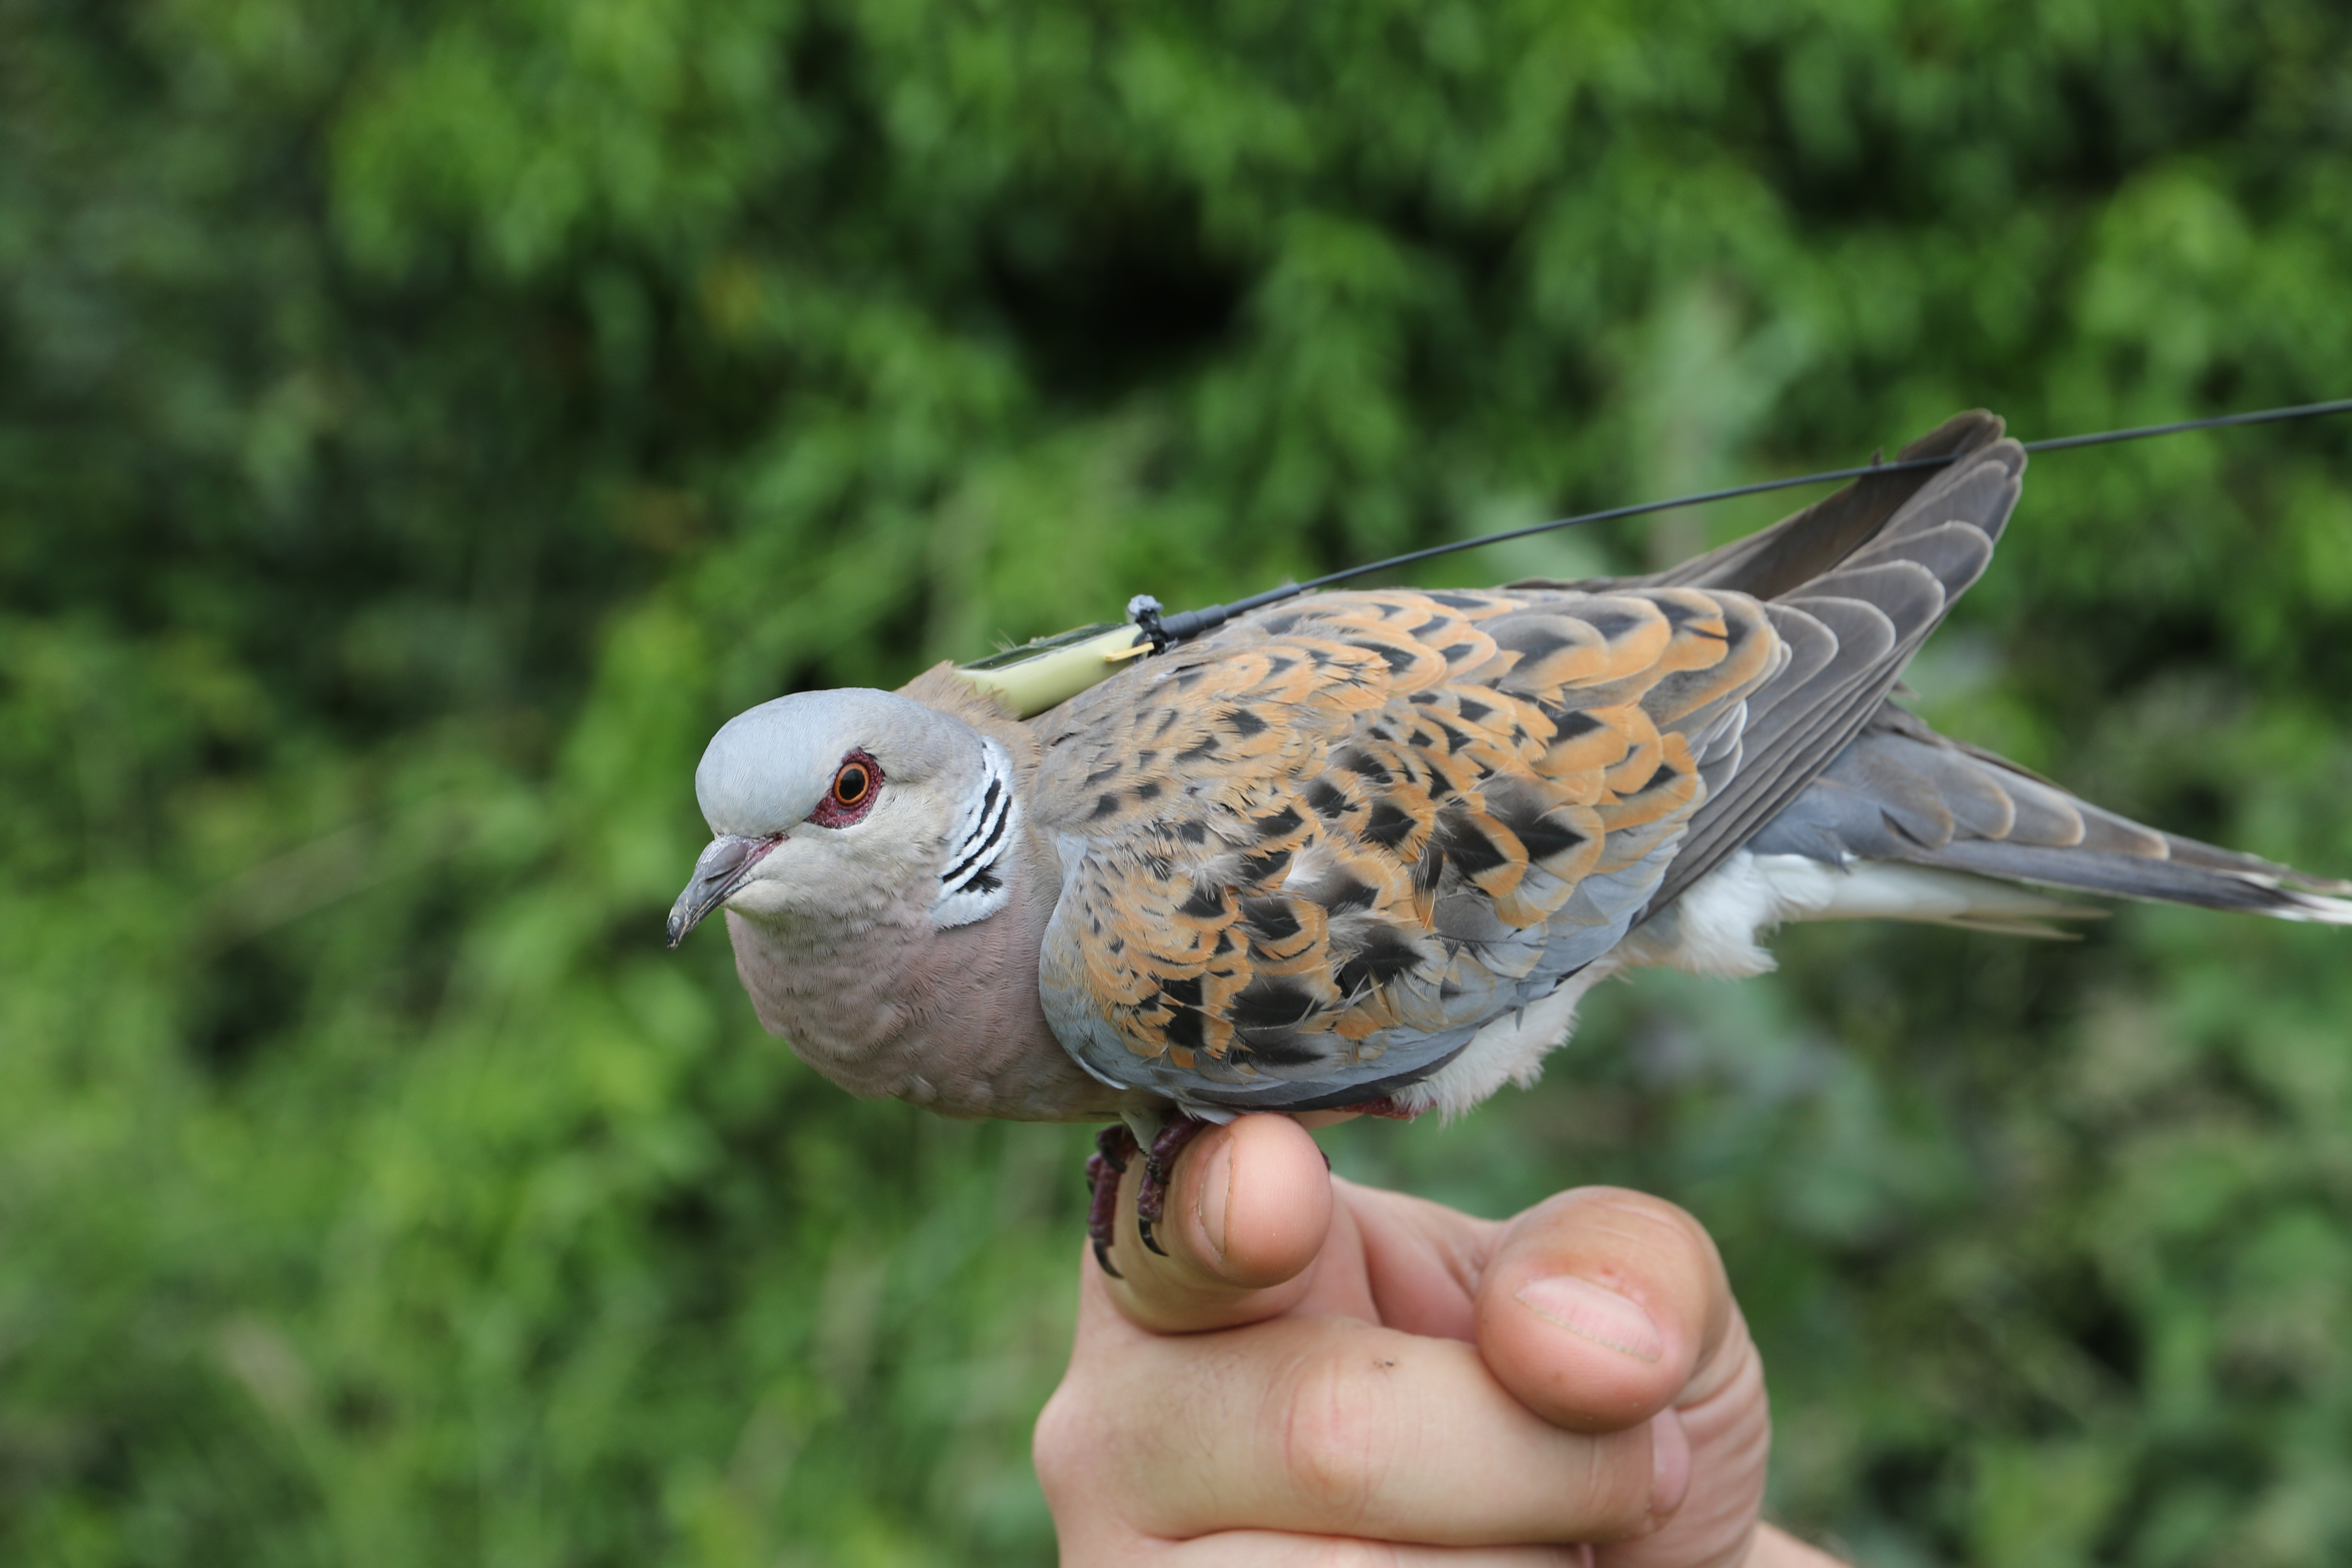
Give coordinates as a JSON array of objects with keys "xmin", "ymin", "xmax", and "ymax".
[{"xmin": 932, "ymin": 738, "xmax": 1018, "ymax": 929}]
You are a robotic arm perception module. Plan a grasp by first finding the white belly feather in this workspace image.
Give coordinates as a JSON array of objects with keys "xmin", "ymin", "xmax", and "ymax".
[{"xmin": 1393, "ymin": 851, "xmax": 2086, "ymax": 1119}]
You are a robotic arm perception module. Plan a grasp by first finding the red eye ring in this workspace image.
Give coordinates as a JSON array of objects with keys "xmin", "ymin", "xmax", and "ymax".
[{"xmin": 809, "ymin": 749, "xmax": 883, "ymax": 827}]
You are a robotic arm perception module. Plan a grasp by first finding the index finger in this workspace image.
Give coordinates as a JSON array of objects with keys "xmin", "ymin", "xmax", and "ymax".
[
  {"xmin": 1099, "ymin": 1115, "xmax": 1335, "ymax": 1334},
  {"xmin": 1476, "ymin": 1187, "xmax": 1733, "ymax": 1432}
]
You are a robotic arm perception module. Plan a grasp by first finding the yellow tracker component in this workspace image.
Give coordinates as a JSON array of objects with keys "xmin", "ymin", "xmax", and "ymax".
[{"xmin": 954, "ymin": 622, "xmax": 1149, "ymax": 717}]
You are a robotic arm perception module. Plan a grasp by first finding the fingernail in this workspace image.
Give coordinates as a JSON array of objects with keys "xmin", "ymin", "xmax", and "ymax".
[
  {"xmin": 1649, "ymin": 1410, "xmax": 1690, "ymax": 1518},
  {"xmin": 1194, "ymin": 1131, "xmax": 1234, "ymax": 1263},
  {"xmin": 1513, "ymin": 1277, "xmax": 1665, "ymax": 1363}
]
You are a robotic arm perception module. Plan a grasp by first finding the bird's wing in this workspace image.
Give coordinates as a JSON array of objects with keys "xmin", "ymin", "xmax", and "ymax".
[
  {"xmin": 1501, "ymin": 413, "xmax": 2024, "ymax": 915},
  {"xmin": 1029, "ymin": 585, "xmax": 1781, "ymax": 1112},
  {"xmin": 1637, "ymin": 410, "xmax": 2007, "ymax": 600},
  {"xmin": 1750, "ymin": 704, "xmax": 2352, "ymax": 920},
  {"xmin": 1633, "ymin": 424, "xmax": 2025, "ymax": 912}
]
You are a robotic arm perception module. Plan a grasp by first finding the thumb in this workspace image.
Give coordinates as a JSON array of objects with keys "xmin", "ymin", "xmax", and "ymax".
[
  {"xmin": 1101, "ymin": 1115, "xmax": 1335, "ymax": 1334},
  {"xmin": 1474, "ymin": 1187, "xmax": 1730, "ymax": 1432}
]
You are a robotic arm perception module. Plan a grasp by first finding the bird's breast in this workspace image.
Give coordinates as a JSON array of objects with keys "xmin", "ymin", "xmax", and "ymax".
[{"xmin": 720, "ymin": 854, "xmax": 1147, "ymax": 1122}]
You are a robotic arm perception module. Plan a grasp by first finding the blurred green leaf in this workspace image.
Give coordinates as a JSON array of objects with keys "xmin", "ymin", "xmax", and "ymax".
[{"xmin": 6, "ymin": 0, "xmax": 2352, "ymax": 1563}]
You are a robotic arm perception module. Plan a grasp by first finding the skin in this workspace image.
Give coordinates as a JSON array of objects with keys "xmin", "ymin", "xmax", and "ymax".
[{"xmin": 1035, "ymin": 1115, "xmax": 1850, "ymax": 1567}]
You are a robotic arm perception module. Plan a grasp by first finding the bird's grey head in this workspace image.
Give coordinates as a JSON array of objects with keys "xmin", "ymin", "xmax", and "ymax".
[{"xmin": 666, "ymin": 688, "xmax": 1021, "ymax": 946}]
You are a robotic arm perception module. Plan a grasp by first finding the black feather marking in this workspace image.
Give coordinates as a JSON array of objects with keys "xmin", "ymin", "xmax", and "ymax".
[
  {"xmin": 1242, "ymin": 897, "xmax": 1302, "ymax": 943},
  {"xmin": 1308, "ymin": 873, "xmax": 1379, "ymax": 914},
  {"xmin": 1091, "ymin": 792, "xmax": 1122, "ymax": 819},
  {"xmin": 1240, "ymin": 847, "xmax": 1293, "ymax": 883},
  {"xmin": 1580, "ymin": 605, "xmax": 1650, "ymax": 641},
  {"xmin": 1363, "ymin": 800, "xmax": 1418, "ymax": 850},
  {"xmin": 1176, "ymin": 819, "xmax": 1211, "ymax": 844},
  {"xmin": 1332, "ymin": 924, "xmax": 1423, "ymax": 994},
  {"xmin": 1496, "ymin": 627, "xmax": 1569, "ymax": 659},
  {"xmin": 1415, "ymin": 841, "xmax": 1447, "ymax": 901},
  {"xmin": 1162, "ymin": 1007, "xmax": 1207, "ymax": 1051},
  {"xmin": 941, "ymin": 779, "xmax": 1011, "ymax": 885},
  {"xmin": 1654, "ymin": 597, "xmax": 1728, "ymax": 638},
  {"xmin": 1230, "ymin": 1034, "xmax": 1326, "ymax": 1067},
  {"xmin": 1161, "ymin": 974, "xmax": 1204, "ymax": 1009},
  {"xmin": 1231, "ymin": 978, "xmax": 1320, "ymax": 1030},
  {"xmin": 1178, "ymin": 733, "xmax": 1221, "ymax": 762},
  {"xmin": 1336, "ymin": 747, "xmax": 1393, "ymax": 785},
  {"xmin": 1304, "ymin": 779, "xmax": 1351, "ymax": 818},
  {"xmin": 1434, "ymin": 808, "xmax": 1510, "ymax": 879},
  {"xmin": 1134, "ymin": 780, "xmax": 1163, "ymax": 802},
  {"xmin": 1256, "ymin": 805, "xmax": 1304, "ymax": 839},
  {"xmin": 1178, "ymin": 883, "xmax": 1227, "ymax": 919},
  {"xmin": 1225, "ymin": 707, "xmax": 1269, "ymax": 738},
  {"xmin": 1352, "ymin": 640, "xmax": 1422, "ymax": 676},
  {"xmin": 1455, "ymin": 697, "xmax": 1494, "ymax": 724},
  {"xmin": 1492, "ymin": 801, "xmax": 1587, "ymax": 864},
  {"xmin": 1543, "ymin": 706, "xmax": 1603, "ymax": 740}
]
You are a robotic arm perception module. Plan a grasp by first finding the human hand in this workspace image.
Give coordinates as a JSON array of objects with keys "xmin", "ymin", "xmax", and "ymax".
[{"xmin": 1035, "ymin": 1115, "xmax": 1845, "ymax": 1565}]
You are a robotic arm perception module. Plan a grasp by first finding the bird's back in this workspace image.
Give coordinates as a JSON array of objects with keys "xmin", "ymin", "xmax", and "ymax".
[
  {"xmin": 1022, "ymin": 411, "xmax": 2350, "ymax": 1118},
  {"xmin": 1029, "ymin": 580, "xmax": 1794, "ymax": 1112}
]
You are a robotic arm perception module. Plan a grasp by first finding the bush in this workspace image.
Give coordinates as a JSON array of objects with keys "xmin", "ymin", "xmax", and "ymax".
[{"xmin": 5, "ymin": 2, "xmax": 2351, "ymax": 1562}]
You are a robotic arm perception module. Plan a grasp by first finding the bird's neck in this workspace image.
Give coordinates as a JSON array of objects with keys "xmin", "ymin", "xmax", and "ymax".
[{"xmin": 720, "ymin": 833, "xmax": 1139, "ymax": 1121}]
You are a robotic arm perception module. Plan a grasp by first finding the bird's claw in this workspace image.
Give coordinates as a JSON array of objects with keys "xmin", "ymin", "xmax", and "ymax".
[
  {"xmin": 1084, "ymin": 1124, "xmax": 1138, "ymax": 1277},
  {"xmin": 1084, "ymin": 1115, "xmax": 1209, "ymax": 1270},
  {"xmin": 1134, "ymin": 1115, "xmax": 1208, "ymax": 1257}
]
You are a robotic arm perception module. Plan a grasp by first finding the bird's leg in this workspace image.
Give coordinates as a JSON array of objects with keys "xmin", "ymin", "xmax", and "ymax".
[
  {"xmin": 1084, "ymin": 1124, "xmax": 1138, "ymax": 1277},
  {"xmin": 1134, "ymin": 1113, "xmax": 1210, "ymax": 1258}
]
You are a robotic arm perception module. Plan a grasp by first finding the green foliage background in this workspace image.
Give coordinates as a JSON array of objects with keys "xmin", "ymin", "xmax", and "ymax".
[{"xmin": 6, "ymin": 1, "xmax": 2352, "ymax": 1562}]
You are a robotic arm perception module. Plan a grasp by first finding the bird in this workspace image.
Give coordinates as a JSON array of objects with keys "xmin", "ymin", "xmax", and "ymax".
[{"xmin": 666, "ymin": 411, "xmax": 2352, "ymax": 1266}]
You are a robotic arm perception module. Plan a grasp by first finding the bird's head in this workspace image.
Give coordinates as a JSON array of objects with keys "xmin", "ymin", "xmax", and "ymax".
[{"xmin": 667, "ymin": 688, "xmax": 1020, "ymax": 946}]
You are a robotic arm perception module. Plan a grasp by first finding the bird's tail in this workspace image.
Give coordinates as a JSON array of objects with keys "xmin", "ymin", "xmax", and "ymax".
[{"xmin": 1749, "ymin": 704, "xmax": 2352, "ymax": 925}]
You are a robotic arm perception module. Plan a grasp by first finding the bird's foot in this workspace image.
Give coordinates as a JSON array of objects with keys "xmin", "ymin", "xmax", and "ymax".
[
  {"xmin": 1083, "ymin": 1115, "xmax": 1215, "ymax": 1272},
  {"xmin": 1134, "ymin": 1114, "xmax": 1210, "ymax": 1258},
  {"xmin": 1084, "ymin": 1124, "xmax": 1138, "ymax": 1277}
]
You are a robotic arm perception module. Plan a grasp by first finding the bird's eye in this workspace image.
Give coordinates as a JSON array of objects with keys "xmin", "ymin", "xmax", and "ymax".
[{"xmin": 809, "ymin": 749, "xmax": 884, "ymax": 827}]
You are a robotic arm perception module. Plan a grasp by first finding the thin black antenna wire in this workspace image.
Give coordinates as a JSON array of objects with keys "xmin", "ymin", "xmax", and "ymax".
[
  {"xmin": 1294, "ymin": 398, "xmax": 2352, "ymax": 602},
  {"xmin": 1135, "ymin": 397, "xmax": 2352, "ymax": 646}
]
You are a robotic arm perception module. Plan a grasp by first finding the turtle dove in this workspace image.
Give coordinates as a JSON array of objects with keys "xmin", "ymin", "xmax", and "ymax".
[{"xmin": 666, "ymin": 412, "xmax": 2352, "ymax": 1262}]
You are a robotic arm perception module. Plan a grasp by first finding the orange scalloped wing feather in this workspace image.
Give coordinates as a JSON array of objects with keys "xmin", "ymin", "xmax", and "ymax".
[{"xmin": 1031, "ymin": 585, "xmax": 1781, "ymax": 1112}]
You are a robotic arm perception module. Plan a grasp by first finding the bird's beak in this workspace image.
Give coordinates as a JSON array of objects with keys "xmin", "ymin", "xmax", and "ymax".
[{"xmin": 666, "ymin": 834, "xmax": 778, "ymax": 948}]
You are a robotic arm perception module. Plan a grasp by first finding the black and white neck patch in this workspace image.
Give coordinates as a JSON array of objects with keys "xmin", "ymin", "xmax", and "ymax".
[{"xmin": 931, "ymin": 738, "xmax": 1019, "ymax": 928}]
